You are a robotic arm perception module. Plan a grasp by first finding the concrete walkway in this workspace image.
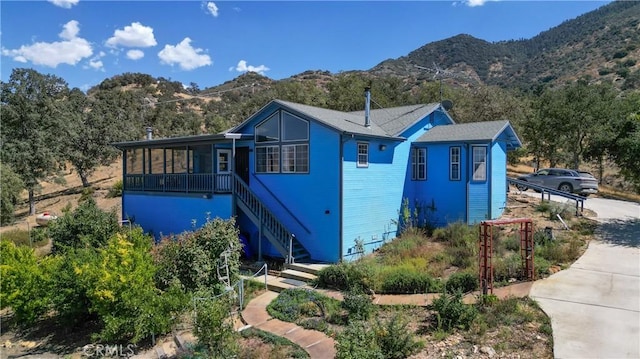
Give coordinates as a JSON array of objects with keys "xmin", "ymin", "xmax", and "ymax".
[
  {"xmin": 242, "ymin": 291, "xmax": 337, "ymax": 359},
  {"xmin": 529, "ymin": 194, "xmax": 640, "ymax": 359}
]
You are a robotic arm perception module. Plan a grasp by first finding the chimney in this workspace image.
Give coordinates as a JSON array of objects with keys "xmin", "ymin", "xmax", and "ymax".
[
  {"xmin": 145, "ymin": 127, "xmax": 153, "ymax": 140},
  {"xmin": 364, "ymin": 86, "xmax": 371, "ymax": 128}
]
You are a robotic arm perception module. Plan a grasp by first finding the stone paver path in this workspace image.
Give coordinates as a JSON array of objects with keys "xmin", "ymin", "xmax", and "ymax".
[{"xmin": 242, "ymin": 291, "xmax": 337, "ymax": 359}]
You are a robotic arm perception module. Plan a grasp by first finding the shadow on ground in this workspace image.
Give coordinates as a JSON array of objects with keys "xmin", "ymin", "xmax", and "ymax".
[{"xmin": 597, "ymin": 218, "xmax": 640, "ymax": 248}]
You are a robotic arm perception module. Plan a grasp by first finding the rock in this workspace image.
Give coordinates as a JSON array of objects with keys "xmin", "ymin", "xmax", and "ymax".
[
  {"xmin": 473, "ymin": 345, "xmax": 478, "ymax": 353},
  {"xmin": 480, "ymin": 346, "xmax": 497, "ymax": 358},
  {"xmin": 3, "ymin": 340, "xmax": 12, "ymax": 348}
]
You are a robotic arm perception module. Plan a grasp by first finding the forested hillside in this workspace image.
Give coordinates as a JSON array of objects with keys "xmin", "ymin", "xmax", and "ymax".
[
  {"xmin": 1, "ymin": 1, "xmax": 640, "ymax": 223},
  {"xmin": 371, "ymin": 0, "xmax": 640, "ymax": 91}
]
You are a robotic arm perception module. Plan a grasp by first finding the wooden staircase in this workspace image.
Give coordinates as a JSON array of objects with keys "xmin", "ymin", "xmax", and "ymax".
[{"xmin": 233, "ymin": 174, "xmax": 311, "ymax": 263}]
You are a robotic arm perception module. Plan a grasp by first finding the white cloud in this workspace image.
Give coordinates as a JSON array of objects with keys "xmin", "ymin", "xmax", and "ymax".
[
  {"xmin": 1, "ymin": 20, "xmax": 92, "ymax": 68},
  {"xmin": 462, "ymin": 0, "xmax": 498, "ymax": 7},
  {"xmin": 127, "ymin": 49, "xmax": 144, "ymax": 60},
  {"xmin": 205, "ymin": 2, "xmax": 219, "ymax": 17},
  {"xmin": 230, "ymin": 60, "xmax": 270, "ymax": 75},
  {"xmin": 84, "ymin": 51, "xmax": 105, "ymax": 71},
  {"xmin": 106, "ymin": 22, "xmax": 157, "ymax": 48},
  {"xmin": 48, "ymin": 0, "xmax": 79, "ymax": 9},
  {"xmin": 89, "ymin": 59, "xmax": 103, "ymax": 70},
  {"xmin": 158, "ymin": 38, "xmax": 212, "ymax": 70},
  {"xmin": 59, "ymin": 20, "xmax": 80, "ymax": 40}
]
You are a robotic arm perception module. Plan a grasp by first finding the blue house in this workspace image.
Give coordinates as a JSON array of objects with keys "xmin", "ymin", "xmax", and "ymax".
[{"xmin": 115, "ymin": 95, "xmax": 521, "ymax": 263}]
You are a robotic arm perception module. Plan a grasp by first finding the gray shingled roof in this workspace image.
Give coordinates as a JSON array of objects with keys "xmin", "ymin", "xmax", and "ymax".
[
  {"xmin": 351, "ymin": 103, "xmax": 444, "ymax": 136},
  {"xmin": 415, "ymin": 120, "xmax": 522, "ymax": 147},
  {"xmin": 274, "ymin": 100, "xmax": 394, "ymax": 138}
]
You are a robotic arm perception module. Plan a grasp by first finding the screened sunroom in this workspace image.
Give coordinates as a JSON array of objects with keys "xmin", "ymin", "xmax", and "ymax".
[{"xmin": 114, "ymin": 133, "xmax": 251, "ymax": 195}]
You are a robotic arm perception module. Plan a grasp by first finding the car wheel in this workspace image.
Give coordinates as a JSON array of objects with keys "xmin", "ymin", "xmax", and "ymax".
[
  {"xmin": 516, "ymin": 183, "xmax": 528, "ymax": 191},
  {"xmin": 558, "ymin": 183, "xmax": 573, "ymax": 193}
]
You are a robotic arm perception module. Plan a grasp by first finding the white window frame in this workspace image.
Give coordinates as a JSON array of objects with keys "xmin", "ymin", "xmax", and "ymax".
[
  {"xmin": 217, "ymin": 149, "xmax": 231, "ymax": 174},
  {"xmin": 411, "ymin": 147, "xmax": 427, "ymax": 180},
  {"xmin": 450, "ymin": 146, "xmax": 461, "ymax": 181},
  {"xmin": 472, "ymin": 146, "xmax": 487, "ymax": 182},
  {"xmin": 357, "ymin": 142, "xmax": 369, "ymax": 168}
]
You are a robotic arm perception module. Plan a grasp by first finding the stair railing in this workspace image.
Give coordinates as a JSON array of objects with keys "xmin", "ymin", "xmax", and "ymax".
[{"xmin": 233, "ymin": 174, "xmax": 304, "ymax": 264}]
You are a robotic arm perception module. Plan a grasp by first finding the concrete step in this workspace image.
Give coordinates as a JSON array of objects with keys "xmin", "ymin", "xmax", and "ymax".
[
  {"xmin": 263, "ymin": 274, "xmax": 312, "ymax": 293},
  {"xmin": 280, "ymin": 269, "xmax": 317, "ymax": 283},
  {"xmin": 286, "ymin": 263, "xmax": 331, "ymax": 276}
]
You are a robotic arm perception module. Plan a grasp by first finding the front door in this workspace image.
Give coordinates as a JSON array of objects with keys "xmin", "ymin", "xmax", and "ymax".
[{"xmin": 235, "ymin": 147, "xmax": 250, "ymax": 184}]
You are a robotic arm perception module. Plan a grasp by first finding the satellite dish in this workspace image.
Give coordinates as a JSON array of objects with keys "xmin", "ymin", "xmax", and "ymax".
[{"xmin": 441, "ymin": 99, "xmax": 454, "ymax": 111}]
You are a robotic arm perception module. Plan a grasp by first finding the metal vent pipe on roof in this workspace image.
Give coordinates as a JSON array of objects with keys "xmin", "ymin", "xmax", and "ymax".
[
  {"xmin": 145, "ymin": 127, "xmax": 153, "ymax": 140},
  {"xmin": 364, "ymin": 86, "xmax": 371, "ymax": 128}
]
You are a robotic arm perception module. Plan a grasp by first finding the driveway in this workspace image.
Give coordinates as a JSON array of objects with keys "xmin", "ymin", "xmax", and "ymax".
[{"xmin": 526, "ymin": 193, "xmax": 640, "ymax": 358}]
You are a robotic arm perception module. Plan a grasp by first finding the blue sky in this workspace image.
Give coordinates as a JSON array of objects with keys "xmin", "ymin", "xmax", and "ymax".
[{"xmin": 1, "ymin": 0, "xmax": 611, "ymax": 91}]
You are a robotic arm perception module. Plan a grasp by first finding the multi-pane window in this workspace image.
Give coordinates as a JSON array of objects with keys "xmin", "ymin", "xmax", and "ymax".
[
  {"xmin": 217, "ymin": 150, "xmax": 230, "ymax": 173},
  {"xmin": 411, "ymin": 147, "xmax": 427, "ymax": 180},
  {"xmin": 282, "ymin": 144, "xmax": 309, "ymax": 173},
  {"xmin": 450, "ymin": 146, "xmax": 461, "ymax": 181},
  {"xmin": 255, "ymin": 110, "xmax": 309, "ymax": 173},
  {"xmin": 357, "ymin": 143, "xmax": 369, "ymax": 167},
  {"xmin": 472, "ymin": 146, "xmax": 487, "ymax": 181},
  {"xmin": 256, "ymin": 146, "xmax": 280, "ymax": 173}
]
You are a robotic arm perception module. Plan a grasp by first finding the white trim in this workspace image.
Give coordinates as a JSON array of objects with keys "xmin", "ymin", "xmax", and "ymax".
[{"xmin": 357, "ymin": 142, "xmax": 369, "ymax": 168}]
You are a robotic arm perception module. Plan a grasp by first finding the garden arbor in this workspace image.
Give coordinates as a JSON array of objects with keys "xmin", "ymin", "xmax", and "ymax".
[{"xmin": 479, "ymin": 218, "xmax": 535, "ymax": 295}]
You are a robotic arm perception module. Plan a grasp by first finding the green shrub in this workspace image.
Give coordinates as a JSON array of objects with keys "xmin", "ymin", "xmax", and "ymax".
[
  {"xmin": 493, "ymin": 253, "xmax": 522, "ymax": 283},
  {"xmin": 49, "ymin": 198, "xmax": 120, "ymax": 253},
  {"xmin": 0, "ymin": 241, "xmax": 57, "ymax": 324},
  {"xmin": 534, "ymin": 256, "xmax": 551, "ymax": 278},
  {"xmin": 152, "ymin": 217, "xmax": 242, "ymax": 292},
  {"xmin": 107, "ymin": 180, "xmax": 123, "ymax": 198},
  {"xmin": 30, "ymin": 227, "xmax": 49, "ymax": 247},
  {"xmin": 445, "ymin": 272, "xmax": 478, "ymax": 293},
  {"xmin": 193, "ymin": 296, "xmax": 239, "ymax": 357},
  {"xmin": 502, "ymin": 236, "xmax": 521, "ymax": 252},
  {"xmin": 431, "ymin": 290, "xmax": 478, "ymax": 332},
  {"xmin": 434, "ymin": 222, "xmax": 477, "ymax": 269},
  {"xmin": 375, "ymin": 314, "xmax": 424, "ymax": 359},
  {"xmin": 535, "ymin": 201, "xmax": 551, "ymax": 213},
  {"xmin": 342, "ymin": 291, "xmax": 374, "ymax": 321},
  {"xmin": 315, "ymin": 262, "xmax": 372, "ymax": 292},
  {"xmin": 335, "ymin": 321, "xmax": 384, "ymax": 359},
  {"xmin": 549, "ymin": 203, "xmax": 574, "ymax": 221},
  {"xmin": 267, "ymin": 288, "xmax": 336, "ymax": 323},
  {"xmin": 79, "ymin": 187, "xmax": 96, "ymax": 203},
  {"xmin": 81, "ymin": 228, "xmax": 188, "ymax": 342},
  {"xmin": 378, "ymin": 267, "xmax": 440, "ymax": 294},
  {"xmin": 49, "ymin": 247, "xmax": 97, "ymax": 324}
]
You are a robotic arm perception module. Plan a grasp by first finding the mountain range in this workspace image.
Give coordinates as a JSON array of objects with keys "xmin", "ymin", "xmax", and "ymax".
[{"xmin": 203, "ymin": 0, "xmax": 640, "ymax": 95}]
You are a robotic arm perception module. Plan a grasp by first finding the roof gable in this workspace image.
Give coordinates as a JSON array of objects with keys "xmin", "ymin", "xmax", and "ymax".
[
  {"xmin": 351, "ymin": 103, "xmax": 454, "ymax": 136},
  {"xmin": 415, "ymin": 120, "xmax": 522, "ymax": 149},
  {"xmin": 231, "ymin": 99, "xmax": 399, "ymax": 139}
]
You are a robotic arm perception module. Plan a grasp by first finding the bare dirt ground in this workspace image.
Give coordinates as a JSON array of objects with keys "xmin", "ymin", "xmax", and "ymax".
[{"xmin": 1, "ymin": 161, "xmax": 124, "ymax": 237}]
